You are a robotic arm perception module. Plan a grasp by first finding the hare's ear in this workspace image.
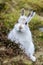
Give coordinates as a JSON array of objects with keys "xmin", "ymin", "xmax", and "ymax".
[
  {"xmin": 27, "ymin": 12, "xmax": 31, "ymax": 17},
  {"xmin": 27, "ymin": 9, "xmax": 32, "ymax": 17},
  {"xmin": 21, "ymin": 8, "xmax": 25, "ymax": 16}
]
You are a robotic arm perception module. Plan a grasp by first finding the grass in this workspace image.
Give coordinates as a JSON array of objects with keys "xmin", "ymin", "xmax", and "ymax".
[{"xmin": 0, "ymin": 0, "xmax": 43, "ymax": 65}]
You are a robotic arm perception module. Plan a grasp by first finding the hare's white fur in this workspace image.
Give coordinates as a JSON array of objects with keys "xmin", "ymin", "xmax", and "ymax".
[{"xmin": 8, "ymin": 11, "xmax": 36, "ymax": 62}]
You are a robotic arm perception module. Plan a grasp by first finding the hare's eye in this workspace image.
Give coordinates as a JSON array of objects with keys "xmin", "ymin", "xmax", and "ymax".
[{"xmin": 25, "ymin": 22, "xmax": 27, "ymax": 25}]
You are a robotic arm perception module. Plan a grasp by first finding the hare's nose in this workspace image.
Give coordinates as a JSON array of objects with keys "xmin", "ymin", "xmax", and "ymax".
[{"xmin": 19, "ymin": 25, "xmax": 22, "ymax": 30}]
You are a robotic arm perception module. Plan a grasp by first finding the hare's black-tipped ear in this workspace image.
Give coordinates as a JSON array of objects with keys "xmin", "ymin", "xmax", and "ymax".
[
  {"xmin": 27, "ymin": 9, "xmax": 32, "ymax": 17},
  {"xmin": 27, "ymin": 12, "xmax": 31, "ymax": 17},
  {"xmin": 21, "ymin": 8, "xmax": 25, "ymax": 16}
]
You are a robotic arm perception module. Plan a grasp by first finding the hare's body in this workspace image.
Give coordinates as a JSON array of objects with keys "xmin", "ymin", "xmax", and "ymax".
[{"xmin": 8, "ymin": 10, "xmax": 36, "ymax": 62}]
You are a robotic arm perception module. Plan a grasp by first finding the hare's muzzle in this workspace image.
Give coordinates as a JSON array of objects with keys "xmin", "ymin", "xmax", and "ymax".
[{"xmin": 19, "ymin": 25, "xmax": 23, "ymax": 30}]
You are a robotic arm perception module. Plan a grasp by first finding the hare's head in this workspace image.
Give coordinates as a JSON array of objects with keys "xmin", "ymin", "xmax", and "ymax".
[
  {"xmin": 16, "ymin": 8, "xmax": 35, "ymax": 32},
  {"xmin": 18, "ymin": 8, "xmax": 35, "ymax": 24}
]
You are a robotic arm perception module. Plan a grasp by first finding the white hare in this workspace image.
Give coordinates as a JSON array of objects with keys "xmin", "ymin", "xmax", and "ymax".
[{"xmin": 8, "ymin": 9, "xmax": 36, "ymax": 62}]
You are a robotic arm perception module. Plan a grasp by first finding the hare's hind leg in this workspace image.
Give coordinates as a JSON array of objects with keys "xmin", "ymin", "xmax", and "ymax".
[
  {"xmin": 26, "ymin": 42, "xmax": 36, "ymax": 62},
  {"xmin": 29, "ymin": 42, "xmax": 36, "ymax": 62},
  {"xmin": 29, "ymin": 54, "xmax": 36, "ymax": 62}
]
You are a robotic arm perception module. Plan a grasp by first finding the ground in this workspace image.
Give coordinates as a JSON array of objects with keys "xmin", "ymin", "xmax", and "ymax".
[{"xmin": 0, "ymin": 0, "xmax": 43, "ymax": 65}]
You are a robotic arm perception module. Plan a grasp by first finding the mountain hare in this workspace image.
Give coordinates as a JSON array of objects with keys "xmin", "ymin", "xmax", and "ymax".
[{"xmin": 8, "ymin": 9, "xmax": 36, "ymax": 62}]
